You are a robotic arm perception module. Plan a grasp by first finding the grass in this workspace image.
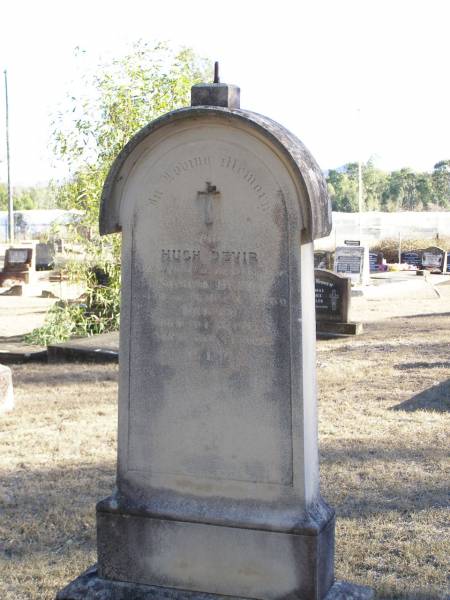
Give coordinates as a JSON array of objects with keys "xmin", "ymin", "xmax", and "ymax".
[{"xmin": 0, "ymin": 292, "xmax": 449, "ymax": 599}]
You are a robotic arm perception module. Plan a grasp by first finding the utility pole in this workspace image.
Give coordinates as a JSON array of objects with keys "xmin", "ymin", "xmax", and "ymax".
[
  {"xmin": 357, "ymin": 108, "xmax": 363, "ymax": 241},
  {"xmin": 4, "ymin": 69, "xmax": 13, "ymax": 244}
]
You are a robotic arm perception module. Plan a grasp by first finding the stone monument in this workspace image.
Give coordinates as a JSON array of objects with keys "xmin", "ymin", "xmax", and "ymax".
[
  {"xmin": 0, "ymin": 246, "xmax": 35, "ymax": 286},
  {"xmin": 315, "ymin": 269, "xmax": 362, "ymax": 336},
  {"xmin": 421, "ymin": 246, "xmax": 447, "ymax": 273},
  {"xmin": 57, "ymin": 74, "xmax": 373, "ymax": 599},
  {"xmin": 334, "ymin": 245, "xmax": 369, "ymax": 284}
]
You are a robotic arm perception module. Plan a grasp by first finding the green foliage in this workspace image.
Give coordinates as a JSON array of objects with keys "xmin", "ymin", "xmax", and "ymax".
[
  {"xmin": 28, "ymin": 41, "xmax": 210, "ymax": 344},
  {"xmin": 0, "ymin": 183, "xmax": 56, "ymax": 210},
  {"xmin": 26, "ymin": 258, "xmax": 120, "ymax": 345},
  {"xmin": 327, "ymin": 160, "xmax": 450, "ymax": 212},
  {"xmin": 54, "ymin": 41, "xmax": 210, "ymax": 225}
]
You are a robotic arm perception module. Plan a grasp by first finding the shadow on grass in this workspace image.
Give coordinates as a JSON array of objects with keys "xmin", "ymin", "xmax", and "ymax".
[
  {"xmin": 14, "ymin": 365, "xmax": 118, "ymax": 386},
  {"xmin": 394, "ymin": 361, "xmax": 450, "ymax": 370},
  {"xmin": 391, "ymin": 379, "xmax": 450, "ymax": 413}
]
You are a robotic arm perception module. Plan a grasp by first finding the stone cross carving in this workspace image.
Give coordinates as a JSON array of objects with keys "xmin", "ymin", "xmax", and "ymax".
[
  {"xmin": 197, "ymin": 181, "xmax": 220, "ymax": 225},
  {"xmin": 331, "ymin": 288, "xmax": 339, "ymax": 311}
]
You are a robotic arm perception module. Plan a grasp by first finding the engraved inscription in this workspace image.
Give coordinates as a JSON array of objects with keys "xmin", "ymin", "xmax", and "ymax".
[
  {"xmin": 161, "ymin": 249, "xmax": 258, "ymax": 264},
  {"xmin": 220, "ymin": 155, "xmax": 267, "ymax": 200},
  {"xmin": 160, "ymin": 156, "xmax": 211, "ymax": 184}
]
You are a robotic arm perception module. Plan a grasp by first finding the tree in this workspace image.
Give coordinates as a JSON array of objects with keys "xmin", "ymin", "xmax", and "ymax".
[
  {"xmin": 327, "ymin": 168, "xmax": 359, "ymax": 212},
  {"xmin": 54, "ymin": 41, "xmax": 210, "ymax": 226},
  {"xmin": 28, "ymin": 41, "xmax": 210, "ymax": 344},
  {"xmin": 432, "ymin": 160, "xmax": 450, "ymax": 208}
]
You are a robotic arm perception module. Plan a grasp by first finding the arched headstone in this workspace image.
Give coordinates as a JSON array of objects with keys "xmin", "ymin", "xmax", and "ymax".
[{"xmin": 57, "ymin": 79, "xmax": 373, "ymax": 600}]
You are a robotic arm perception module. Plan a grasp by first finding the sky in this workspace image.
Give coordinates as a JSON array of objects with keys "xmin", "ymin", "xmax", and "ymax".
[{"xmin": 0, "ymin": 0, "xmax": 449, "ymax": 186}]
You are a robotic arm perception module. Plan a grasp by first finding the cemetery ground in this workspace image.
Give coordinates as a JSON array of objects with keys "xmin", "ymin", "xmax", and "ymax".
[{"xmin": 0, "ymin": 281, "xmax": 449, "ymax": 600}]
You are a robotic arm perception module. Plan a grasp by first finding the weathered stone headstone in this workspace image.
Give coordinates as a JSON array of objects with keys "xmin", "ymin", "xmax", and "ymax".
[
  {"xmin": 421, "ymin": 246, "xmax": 447, "ymax": 273},
  {"xmin": 315, "ymin": 269, "xmax": 362, "ymax": 335},
  {"xmin": 0, "ymin": 364, "xmax": 14, "ymax": 414},
  {"xmin": 36, "ymin": 242, "xmax": 56, "ymax": 270},
  {"xmin": 401, "ymin": 250, "xmax": 421, "ymax": 268},
  {"xmin": 334, "ymin": 245, "xmax": 369, "ymax": 284},
  {"xmin": 57, "ymin": 78, "xmax": 373, "ymax": 600},
  {"xmin": 0, "ymin": 247, "xmax": 35, "ymax": 285}
]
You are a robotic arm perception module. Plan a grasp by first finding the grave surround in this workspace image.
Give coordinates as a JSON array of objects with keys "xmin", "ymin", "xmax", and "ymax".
[{"xmin": 57, "ymin": 80, "xmax": 373, "ymax": 600}]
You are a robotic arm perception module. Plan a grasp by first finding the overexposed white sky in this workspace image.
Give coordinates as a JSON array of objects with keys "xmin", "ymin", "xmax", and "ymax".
[{"xmin": 0, "ymin": 0, "xmax": 449, "ymax": 185}]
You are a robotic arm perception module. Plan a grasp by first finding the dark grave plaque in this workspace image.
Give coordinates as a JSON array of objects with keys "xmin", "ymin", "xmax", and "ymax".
[
  {"xmin": 314, "ymin": 269, "xmax": 361, "ymax": 335},
  {"xmin": 401, "ymin": 251, "xmax": 421, "ymax": 268},
  {"xmin": 315, "ymin": 270, "xmax": 350, "ymax": 323},
  {"xmin": 369, "ymin": 252, "xmax": 378, "ymax": 272}
]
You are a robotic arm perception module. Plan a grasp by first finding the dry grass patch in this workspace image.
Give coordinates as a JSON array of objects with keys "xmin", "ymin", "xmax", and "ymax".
[{"xmin": 0, "ymin": 296, "xmax": 449, "ymax": 599}]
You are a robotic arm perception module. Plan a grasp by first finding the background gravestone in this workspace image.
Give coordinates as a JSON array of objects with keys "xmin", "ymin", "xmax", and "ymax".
[
  {"xmin": 0, "ymin": 247, "xmax": 35, "ymax": 285},
  {"xmin": 401, "ymin": 250, "xmax": 421, "ymax": 268},
  {"xmin": 36, "ymin": 242, "xmax": 56, "ymax": 270},
  {"xmin": 315, "ymin": 269, "xmax": 362, "ymax": 336},
  {"xmin": 369, "ymin": 252, "xmax": 378, "ymax": 272},
  {"xmin": 421, "ymin": 246, "xmax": 447, "ymax": 273},
  {"xmin": 57, "ymin": 78, "xmax": 373, "ymax": 600},
  {"xmin": 334, "ymin": 245, "xmax": 369, "ymax": 284}
]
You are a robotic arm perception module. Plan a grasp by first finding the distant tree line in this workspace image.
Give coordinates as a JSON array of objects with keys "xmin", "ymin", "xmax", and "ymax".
[
  {"xmin": 0, "ymin": 183, "xmax": 56, "ymax": 211},
  {"xmin": 327, "ymin": 160, "xmax": 450, "ymax": 212}
]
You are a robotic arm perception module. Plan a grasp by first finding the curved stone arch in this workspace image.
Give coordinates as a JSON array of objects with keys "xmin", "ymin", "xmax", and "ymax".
[{"xmin": 99, "ymin": 106, "xmax": 331, "ymax": 241}]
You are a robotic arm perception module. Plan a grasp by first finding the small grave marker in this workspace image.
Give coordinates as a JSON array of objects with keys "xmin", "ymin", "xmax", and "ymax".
[
  {"xmin": 401, "ymin": 251, "xmax": 421, "ymax": 268},
  {"xmin": 421, "ymin": 246, "xmax": 447, "ymax": 273},
  {"xmin": 315, "ymin": 269, "xmax": 362, "ymax": 335},
  {"xmin": 334, "ymin": 245, "xmax": 369, "ymax": 284},
  {"xmin": 0, "ymin": 247, "xmax": 35, "ymax": 285}
]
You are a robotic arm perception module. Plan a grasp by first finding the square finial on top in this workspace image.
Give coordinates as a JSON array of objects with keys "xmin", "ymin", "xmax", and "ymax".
[
  {"xmin": 191, "ymin": 62, "xmax": 240, "ymax": 109},
  {"xmin": 191, "ymin": 83, "xmax": 240, "ymax": 109}
]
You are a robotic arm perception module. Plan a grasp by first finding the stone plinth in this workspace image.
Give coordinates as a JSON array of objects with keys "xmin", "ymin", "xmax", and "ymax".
[{"xmin": 57, "ymin": 566, "xmax": 374, "ymax": 600}]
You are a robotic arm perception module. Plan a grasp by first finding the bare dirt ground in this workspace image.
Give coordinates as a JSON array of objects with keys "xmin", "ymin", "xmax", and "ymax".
[{"xmin": 0, "ymin": 279, "xmax": 449, "ymax": 599}]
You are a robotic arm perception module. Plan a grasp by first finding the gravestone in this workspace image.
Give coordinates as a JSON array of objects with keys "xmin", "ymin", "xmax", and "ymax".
[
  {"xmin": 0, "ymin": 247, "xmax": 35, "ymax": 285},
  {"xmin": 36, "ymin": 242, "xmax": 56, "ymax": 270},
  {"xmin": 57, "ymin": 78, "xmax": 373, "ymax": 600},
  {"xmin": 334, "ymin": 245, "xmax": 369, "ymax": 284},
  {"xmin": 401, "ymin": 250, "xmax": 421, "ymax": 268},
  {"xmin": 369, "ymin": 252, "xmax": 378, "ymax": 272},
  {"xmin": 315, "ymin": 269, "xmax": 362, "ymax": 335},
  {"xmin": 421, "ymin": 246, "xmax": 447, "ymax": 273}
]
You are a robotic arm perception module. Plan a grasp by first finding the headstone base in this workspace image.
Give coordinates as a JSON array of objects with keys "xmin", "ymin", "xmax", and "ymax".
[
  {"xmin": 317, "ymin": 321, "xmax": 363, "ymax": 336},
  {"xmin": 56, "ymin": 566, "xmax": 374, "ymax": 600}
]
